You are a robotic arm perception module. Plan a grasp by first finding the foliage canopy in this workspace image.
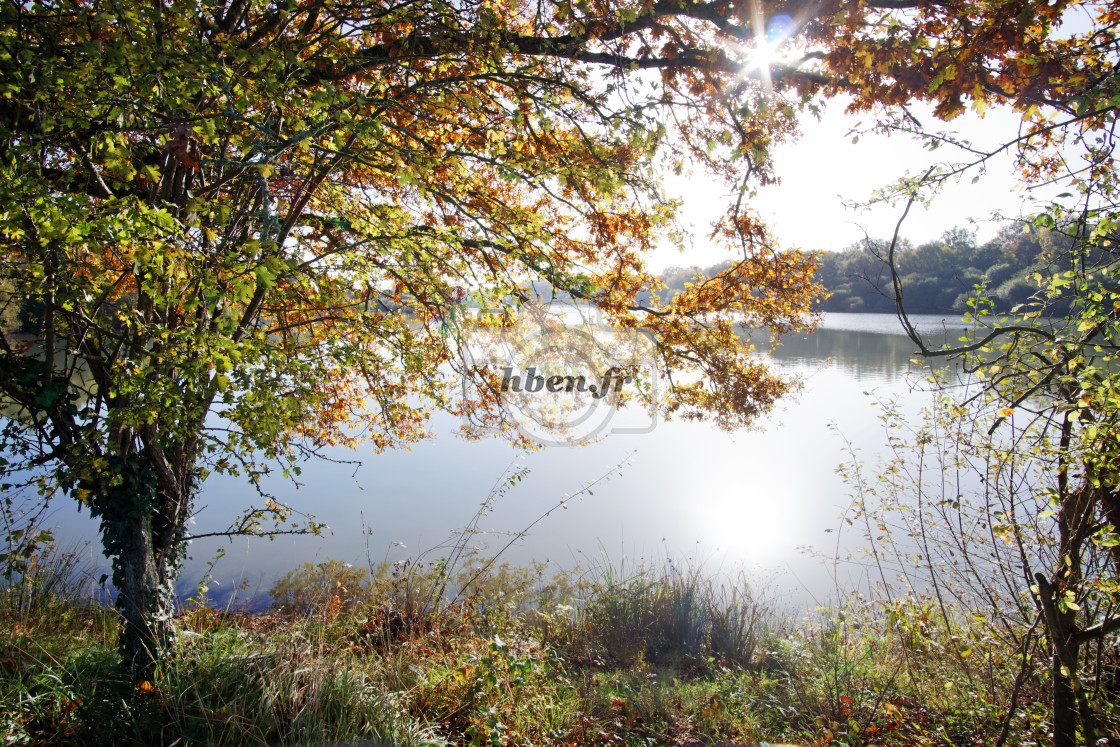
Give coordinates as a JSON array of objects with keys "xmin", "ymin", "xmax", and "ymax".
[{"xmin": 0, "ymin": 0, "xmax": 827, "ymax": 673}]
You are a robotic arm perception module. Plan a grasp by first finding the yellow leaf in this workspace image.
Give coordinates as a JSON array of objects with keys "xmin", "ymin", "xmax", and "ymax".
[{"xmin": 997, "ymin": 407, "xmax": 1014, "ymax": 418}]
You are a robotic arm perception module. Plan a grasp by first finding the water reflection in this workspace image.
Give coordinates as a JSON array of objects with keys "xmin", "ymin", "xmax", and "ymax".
[
  {"xmin": 753, "ymin": 313, "xmax": 970, "ymax": 383},
  {"xmin": 25, "ymin": 313, "xmax": 961, "ymax": 609}
]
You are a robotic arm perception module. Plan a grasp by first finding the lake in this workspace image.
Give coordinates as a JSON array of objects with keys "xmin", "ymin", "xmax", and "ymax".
[{"xmin": 35, "ymin": 313, "xmax": 970, "ymax": 610}]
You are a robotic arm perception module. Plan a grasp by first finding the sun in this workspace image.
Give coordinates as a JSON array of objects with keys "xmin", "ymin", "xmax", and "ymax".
[{"xmin": 741, "ymin": 10, "xmax": 800, "ymax": 96}]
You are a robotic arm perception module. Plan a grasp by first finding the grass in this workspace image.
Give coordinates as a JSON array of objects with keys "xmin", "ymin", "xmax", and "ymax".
[{"xmin": 0, "ymin": 542, "xmax": 1072, "ymax": 747}]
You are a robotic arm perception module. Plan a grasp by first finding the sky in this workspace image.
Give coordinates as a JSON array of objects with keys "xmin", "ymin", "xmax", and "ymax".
[{"xmin": 649, "ymin": 97, "xmax": 1055, "ymax": 272}]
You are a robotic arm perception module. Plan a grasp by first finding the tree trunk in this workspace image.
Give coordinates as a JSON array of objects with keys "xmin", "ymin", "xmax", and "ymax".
[
  {"xmin": 115, "ymin": 508, "xmax": 176, "ymax": 678},
  {"xmin": 1052, "ymin": 648, "xmax": 1079, "ymax": 747},
  {"xmin": 89, "ymin": 453, "xmax": 187, "ymax": 680},
  {"xmin": 1046, "ymin": 446, "xmax": 1098, "ymax": 747}
]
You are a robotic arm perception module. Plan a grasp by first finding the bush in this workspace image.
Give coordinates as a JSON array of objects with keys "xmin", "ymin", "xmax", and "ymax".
[
  {"xmin": 270, "ymin": 559, "xmax": 373, "ymax": 616},
  {"xmin": 580, "ymin": 562, "xmax": 776, "ymax": 669}
]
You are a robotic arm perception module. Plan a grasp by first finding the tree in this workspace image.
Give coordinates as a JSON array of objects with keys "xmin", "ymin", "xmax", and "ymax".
[
  {"xmin": 888, "ymin": 219, "xmax": 1120, "ymax": 747},
  {"xmin": 820, "ymin": 1, "xmax": 1120, "ymax": 743},
  {"xmin": 0, "ymin": 0, "xmax": 825, "ymax": 676},
  {"xmin": 841, "ymin": 382, "xmax": 1119, "ymax": 746}
]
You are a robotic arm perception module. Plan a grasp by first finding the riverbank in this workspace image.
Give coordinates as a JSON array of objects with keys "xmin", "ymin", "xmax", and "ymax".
[{"xmin": 0, "ymin": 549, "xmax": 1052, "ymax": 746}]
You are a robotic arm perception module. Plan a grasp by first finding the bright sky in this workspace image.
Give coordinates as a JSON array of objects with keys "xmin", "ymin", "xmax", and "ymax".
[{"xmin": 651, "ymin": 98, "xmax": 1057, "ymax": 272}]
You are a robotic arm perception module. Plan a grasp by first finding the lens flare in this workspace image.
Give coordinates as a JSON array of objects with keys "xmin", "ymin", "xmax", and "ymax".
[{"xmin": 767, "ymin": 13, "xmax": 796, "ymax": 44}]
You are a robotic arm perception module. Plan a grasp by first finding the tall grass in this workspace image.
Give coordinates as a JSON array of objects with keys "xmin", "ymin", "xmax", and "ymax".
[
  {"xmin": 579, "ymin": 559, "xmax": 778, "ymax": 669},
  {"xmin": 0, "ymin": 538, "xmax": 1061, "ymax": 746},
  {"xmin": 1, "ymin": 543, "xmax": 109, "ymax": 628},
  {"xmin": 81, "ymin": 627, "xmax": 440, "ymax": 746}
]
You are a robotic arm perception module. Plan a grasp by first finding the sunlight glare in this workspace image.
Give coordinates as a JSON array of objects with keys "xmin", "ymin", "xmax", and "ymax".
[{"xmin": 744, "ymin": 9, "xmax": 798, "ymax": 96}]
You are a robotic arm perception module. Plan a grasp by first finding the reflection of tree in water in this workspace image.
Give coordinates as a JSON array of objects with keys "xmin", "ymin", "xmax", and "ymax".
[{"xmin": 742, "ymin": 323, "xmax": 970, "ymax": 383}]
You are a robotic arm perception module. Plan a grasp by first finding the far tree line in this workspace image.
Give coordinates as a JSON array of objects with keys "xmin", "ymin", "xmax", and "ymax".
[{"xmin": 658, "ymin": 222, "xmax": 1085, "ymax": 315}]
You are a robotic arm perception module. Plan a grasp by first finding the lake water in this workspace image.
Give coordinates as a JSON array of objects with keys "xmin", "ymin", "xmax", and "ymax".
[{"xmin": 37, "ymin": 313, "xmax": 970, "ymax": 609}]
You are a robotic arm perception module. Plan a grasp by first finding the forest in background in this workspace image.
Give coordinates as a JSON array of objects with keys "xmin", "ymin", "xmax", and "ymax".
[{"xmin": 658, "ymin": 222, "xmax": 1081, "ymax": 315}]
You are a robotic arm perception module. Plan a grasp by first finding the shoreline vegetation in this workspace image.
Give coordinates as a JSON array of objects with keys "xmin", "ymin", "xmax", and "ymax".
[{"xmin": 2, "ymin": 541, "xmax": 1057, "ymax": 746}]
